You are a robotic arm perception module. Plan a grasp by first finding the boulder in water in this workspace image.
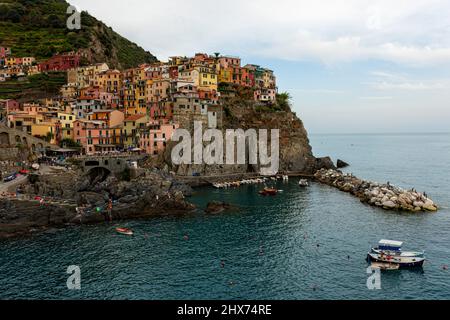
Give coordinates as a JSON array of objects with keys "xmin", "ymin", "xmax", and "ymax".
[
  {"xmin": 336, "ymin": 159, "xmax": 350, "ymax": 168},
  {"xmin": 205, "ymin": 201, "xmax": 236, "ymax": 214}
]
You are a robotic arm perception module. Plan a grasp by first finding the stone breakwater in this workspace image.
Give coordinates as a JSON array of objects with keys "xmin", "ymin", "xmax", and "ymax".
[{"xmin": 314, "ymin": 169, "xmax": 438, "ymax": 212}]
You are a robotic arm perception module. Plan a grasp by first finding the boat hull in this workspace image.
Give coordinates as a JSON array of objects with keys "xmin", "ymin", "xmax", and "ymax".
[
  {"xmin": 116, "ymin": 228, "xmax": 133, "ymax": 236},
  {"xmin": 371, "ymin": 248, "xmax": 424, "ymax": 258},
  {"xmin": 367, "ymin": 253, "xmax": 424, "ymax": 267}
]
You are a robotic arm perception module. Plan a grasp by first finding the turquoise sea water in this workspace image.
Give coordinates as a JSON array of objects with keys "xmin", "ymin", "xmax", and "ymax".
[{"xmin": 1, "ymin": 133, "xmax": 449, "ymax": 299}]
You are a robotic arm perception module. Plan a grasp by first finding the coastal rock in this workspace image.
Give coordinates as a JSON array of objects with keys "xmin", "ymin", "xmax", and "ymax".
[
  {"xmin": 382, "ymin": 200, "xmax": 397, "ymax": 209},
  {"xmin": 314, "ymin": 157, "xmax": 337, "ymax": 171},
  {"xmin": 205, "ymin": 201, "xmax": 236, "ymax": 214},
  {"xmin": 0, "ymin": 168, "xmax": 196, "ymax": 239},
  {"xmin": 336, "ymin": 159, "xmax": 350, "ymax": 168}
]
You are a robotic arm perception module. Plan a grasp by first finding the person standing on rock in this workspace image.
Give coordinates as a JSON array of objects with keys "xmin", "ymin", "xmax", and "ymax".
[{"xmin": 107, "ymin": 198, "xmax": 113, "ymax": 222}]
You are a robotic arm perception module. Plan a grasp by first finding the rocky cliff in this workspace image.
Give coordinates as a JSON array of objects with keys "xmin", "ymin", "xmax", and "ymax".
[{"xmin": 159, "ymin": 87, "xmax": 335, "ymax": 176}]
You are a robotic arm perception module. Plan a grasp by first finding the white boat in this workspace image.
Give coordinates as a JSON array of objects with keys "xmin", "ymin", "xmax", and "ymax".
[
  {"xmin": 299, "ymin": 179, "xmax": 309, "ymax": 187},
  {"xmin": 116, "ymin": 227, "xmax": 134, "ymax": 236},
  {"xmin": 367, "ymin": 240, "xmax": 425, "ymax": 267},
  {"xmin": 370, "ymin": 262, "xmax": 400, "ymax": 270}
]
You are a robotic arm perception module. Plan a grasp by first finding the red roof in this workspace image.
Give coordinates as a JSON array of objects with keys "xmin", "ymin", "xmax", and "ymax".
[{"xmin": 125, "ymin": 114, "xmax": 146, "ymax": 122}]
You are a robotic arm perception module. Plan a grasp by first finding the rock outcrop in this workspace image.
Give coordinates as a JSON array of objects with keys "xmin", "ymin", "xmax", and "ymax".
[
  {"xmin": 0, "ymin": 168, "xmax": 195, "ymax": 239},
  {"xmin": 337, "ymin": 159, "xmax": 350, "ymax": 168},
  {"xmin": 158, "ymin": 88, "xmax": 335, "ymax": 176},
  {"xmin": 205, "ymin": 201, "xmax": 236, "ymax": 214},
  {"xmin": 314, "ymin": 169, "xmax": 438, "ymax": 212}
]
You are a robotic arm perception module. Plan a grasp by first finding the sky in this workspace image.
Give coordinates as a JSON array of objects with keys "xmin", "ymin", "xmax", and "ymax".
[{"xmin": 70, "ymin": 0, "xmax": 450, "ymax": 134}]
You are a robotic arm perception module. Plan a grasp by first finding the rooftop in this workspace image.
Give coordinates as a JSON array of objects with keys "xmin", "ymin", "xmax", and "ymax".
[{"xmin": 125, "ymin": 114, "xmax": 146, "ymax": 122}]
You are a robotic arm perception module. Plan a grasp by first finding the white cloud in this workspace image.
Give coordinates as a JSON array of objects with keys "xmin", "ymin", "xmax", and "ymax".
[
  {"xmin": 359, "ymin": 96, "xmax": 393, "ymax": 100},
  {"xmin": 290, "ymin": 88, "xmax": 345, "ymax": 94},
  {"xmin": 372, "ymin": 81, "xmax": 446, "ymax": 90},
  {"xmin": 367, "ymin": 70, "xmax": 450, "ymax": 90},
  {"xmin": 69, "ymin": 0, "xmax": 450, "ymax": 66}
]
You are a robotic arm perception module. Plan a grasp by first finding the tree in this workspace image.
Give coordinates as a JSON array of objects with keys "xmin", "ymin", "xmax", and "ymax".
[
  {"xmin": 60, "ymin": 138, "xmax": 81, "ymax": 148},
  {"xmin": 275, "ymin": 92, "xmax": 292, "ymax": 111},
  {"xmin": 45, "ymin": 132, "xmax": 54, "ymax": 142}
]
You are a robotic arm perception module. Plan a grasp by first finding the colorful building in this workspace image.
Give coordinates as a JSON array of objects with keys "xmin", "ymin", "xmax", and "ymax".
[
  {"xmin": 139, "ymin": 123, "xmax": 179, "ymax": 155},
  {"xmin": 122, "ymin": 114, "xmax": 149, "ymax": 148},
  {"xmin": 39, "ymin": 52, "xmax": 80, "ymax": 72},
  {"xmin": 0, "ymin": 47, "xmax": 11, "ymax": 58},
  {"xmin": 73, "ymin": 120, "xmax": 114, "ymax": 154}
]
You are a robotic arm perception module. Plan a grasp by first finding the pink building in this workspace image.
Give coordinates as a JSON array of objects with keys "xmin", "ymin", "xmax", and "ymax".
[
  {"xmin": 4, "ymin": 100, "xmax": 20, "ymax": 113},
  {"xmin": 139, "ymin": 123, "xmax": 179, "ymax": 155},
  {"xmin": 0, "ymin": 47, "xmax": 11, "ymax": 58},
  {"xmin": 218, "ymin": 56, "xmax": 241, "ymax": 69},
  {"xmin": 73, "ymin": 120, "xmax": 113, "ymax": 154}
]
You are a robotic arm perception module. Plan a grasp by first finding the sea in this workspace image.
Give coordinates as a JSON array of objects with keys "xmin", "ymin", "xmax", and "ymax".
[{"xmin": 1, "ymin": 133, "xmax": 449, "ymax": 299}]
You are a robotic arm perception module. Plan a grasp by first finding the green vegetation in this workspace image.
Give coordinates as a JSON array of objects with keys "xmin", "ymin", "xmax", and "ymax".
[
  {"xmin": 0, "ymin": 72, "xmax": 66, "ymax": 99},
  {"xmin": 59, "ymin": 138, "xmax": 81, "ymax": 148},
  {"xmin": 255, "ymin": 92, "xmax": 292, "ymax": 113},
  {"xmin": 275, "ymin": 92, "xmax": 292, "ymax": 111},
  {"xmin": 0, "ymin": 0, "xmax": 157, "ymax": 68},
  {"xmin": 44, "ymin": 131, "xmax": 54, "ymax": 142}
]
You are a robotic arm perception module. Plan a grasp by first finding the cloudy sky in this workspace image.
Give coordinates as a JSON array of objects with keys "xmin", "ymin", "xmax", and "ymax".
[{"xmin": 70, "ymin": 0, "xmax": 450, "ymax": 133}]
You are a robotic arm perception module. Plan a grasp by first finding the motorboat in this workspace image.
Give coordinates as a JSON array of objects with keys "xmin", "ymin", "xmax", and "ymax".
[
  {"xmin": 299, "ymin": 179, "xmax": 309, "ymax": 187},
  {"xmin": 367, "ymin": 240, "xmax": 425, "ymax": 267},
  {"xmin": 116, "ymin": 227, "xmax": 134, "ymax": 236},
  {"xmin": 259, "ymin": 187, "xmax": 278, "ymax": 196}
]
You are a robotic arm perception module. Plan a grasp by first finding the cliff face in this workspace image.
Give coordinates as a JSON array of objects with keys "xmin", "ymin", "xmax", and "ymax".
[{"xmin": 160, "ymin": 88, "xmax": 334, "ymax": 176}]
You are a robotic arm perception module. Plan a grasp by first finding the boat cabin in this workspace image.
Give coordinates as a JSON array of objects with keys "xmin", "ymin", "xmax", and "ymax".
[{"xmin": 378, "ymin": 239, "xmax": 403, "ymax": 251}]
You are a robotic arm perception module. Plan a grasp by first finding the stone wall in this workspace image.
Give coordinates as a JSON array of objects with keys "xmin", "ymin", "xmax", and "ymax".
[{"xmin": 0, "ymin": 147, "xmax": 19, "ymax": 161}]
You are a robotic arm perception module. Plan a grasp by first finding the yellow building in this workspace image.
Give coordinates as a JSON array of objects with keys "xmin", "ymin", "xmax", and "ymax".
[
  {"xmin": 122, "ymin": 66, "xmax": 149, "ymax": 116},
  {"xmin": 122, "ymin": 114, "xmax": 148, "ymax": 148},
  {"xmin": 69, "ymin": 63, "xmax": 109, "ymax": 88},
  {"xmin": 194, "ymin": 66, "xmax": 218, "ymax": 91},
  {"xmin": 5, "ymin": 57, "xmax": 16, "ymax": 67},
  {"xmin": 218, "ymin": 67, "xmax": 233, "ymax": 84},
  {"xmin": 31, "ymin": 122, "xmax": 56, "ymax": 144},
  {"xmin": 98, "ymin": 69, "xmax": 122, "ymax": 94},
  {"xmin": 262, "ymin": 69, "xmax": 276, "ymax": 89}
]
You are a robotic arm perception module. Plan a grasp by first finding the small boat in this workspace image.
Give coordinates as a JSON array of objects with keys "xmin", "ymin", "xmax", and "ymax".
[
  {"xmin": 116, "ymin": 227, "xmax": 134, "ymax": 236},
  {"xmin": 370, "ymin": 262, "xmax": 400, "ymax": 270},
  {"xmin": 299, "ymin": 179, "xmax": 309, "ymax": 187},
  {"xmin": 367, "ymin": 240, "xmax": 425, "ymax": 267},
  {"xmin": 259, "ymin": 187, "xmax": 278, "ymax": 196}
]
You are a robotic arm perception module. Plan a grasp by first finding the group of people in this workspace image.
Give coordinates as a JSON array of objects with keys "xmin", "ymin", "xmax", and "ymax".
[{"xmin": 75, "ymin": 198, "xmax": 114, "ymax": 223}]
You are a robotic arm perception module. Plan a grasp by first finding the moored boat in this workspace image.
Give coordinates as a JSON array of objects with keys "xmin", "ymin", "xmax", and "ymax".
[
  {"xmin": 367, "ymin": 240, "xmax": 425, "ymax": 267},
  {"xmin": 299, "ymin": 179, "xmax": 309, "ymax": 187},
  {"xmin": 116, "ymin": 227, "xmax": 134, "ymax": 236},
  {"xmin": 259, "ymin": 187, "xmax": 278, "ymax": 196}
]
